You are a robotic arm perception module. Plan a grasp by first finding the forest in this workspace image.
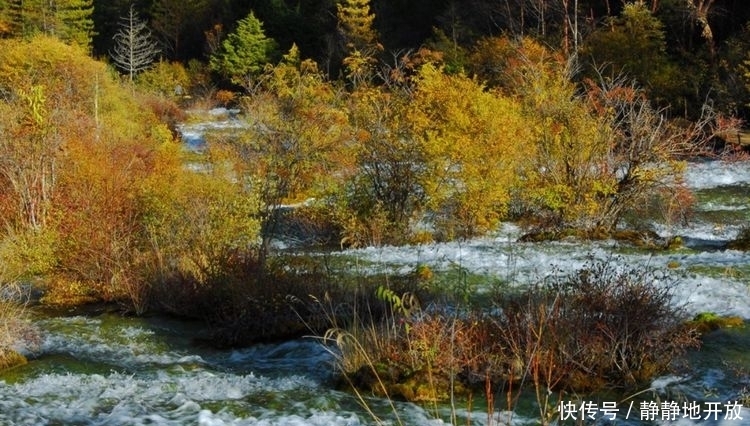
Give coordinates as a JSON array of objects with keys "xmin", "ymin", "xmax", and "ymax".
[
  {"xmin": 2, "ymin": 0, "xmax": 750, "ymax": 120},
  {"xmin": 1, "ymin": 0, "xmax": 750, "ymax": 415}
]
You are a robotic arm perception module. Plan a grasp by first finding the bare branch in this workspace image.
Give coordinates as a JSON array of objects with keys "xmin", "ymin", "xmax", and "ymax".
[{"xmin": 110, "ymin": 5, "xmax": 160, "ymax": 83}]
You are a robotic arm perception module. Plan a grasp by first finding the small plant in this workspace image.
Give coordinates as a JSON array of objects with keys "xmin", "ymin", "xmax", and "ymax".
[
  {"xmin": 0, "ymin": 284, "xmax": 41, "ymax": 371},
  {"xmin": 496, "ymin": 260, "xmax": 700, "ymax": 391},
  {"xmin": 687, "ymin": 312, "xmax": 745, "ymax": 333},
  {"xmin": 214, "ymin": 90, "xmax": 236, "ymax": 107}
]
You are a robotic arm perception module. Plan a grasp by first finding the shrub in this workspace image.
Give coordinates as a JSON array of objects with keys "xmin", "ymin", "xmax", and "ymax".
[
  {"xmin": 325, "ymin": 260, "xmax": 699, "ymax": 409},
  {"xmin": 0, "ymin": 285, "xmax": 41, "ymax": 371},
  {"xmin": 727, "ymin": 225, "xmax": 750, "ymax": 250},
  {"xmin": 136, "ymin": 60, "xmax": 191, "ymax": 98},
  {"xmin": 214, "ymin": 89, "xmax": 236, "ymax": 107},
  {"xmin": 495, "ymin": 260, "xmax": 700, "ymax": 391}
]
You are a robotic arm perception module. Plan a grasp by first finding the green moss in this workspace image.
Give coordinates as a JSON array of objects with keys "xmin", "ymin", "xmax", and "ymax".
[
  {"xmin": 519, "ymin": 227, "xmax": 671, "ymax": 249},
  {"xmin": 688, "ymin": 312, "xmax": 745, "ymax": 334},
  {"xmin": 685, "ymin": 264, "xmax": 749, "ymax": 280}
]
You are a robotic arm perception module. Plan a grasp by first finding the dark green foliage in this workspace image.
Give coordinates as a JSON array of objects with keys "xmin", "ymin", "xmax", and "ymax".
[
  {"xmin": 727, "ymin": 225, "xmax": 750, "ymax": 250},
  {"xmin": 209, "ymin": 11, "xmax": 278, "ymax": 87},
  {"xmin": 580, "ymin": 3, "xmax": 687, "ymax": 108}
]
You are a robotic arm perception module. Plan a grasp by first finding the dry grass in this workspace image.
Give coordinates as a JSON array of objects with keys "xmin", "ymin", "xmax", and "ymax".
[
  {"xmin": 314, "ymin": 260, "xmax": 700, "ymax": 425},
  {"xmin": 0, "ymin": 284, "xmax": 40, "ymax": 371}
]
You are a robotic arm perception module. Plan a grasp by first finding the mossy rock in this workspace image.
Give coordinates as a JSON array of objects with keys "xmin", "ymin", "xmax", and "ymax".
[
  {"xmin": 520, "ymin": 227, "xmax": 668, "ymax": 249},
  {"xmin": 665, "ymin": 236, "xmax": 684, "ymax": 250},
  {"xmin": 610, "ymin": 229, "xmax": 665, "ymax": 249},
  {"xmin": 390, "ymin": 375, "xmax": 467, "ymax": 402},
  {"xmin": 347, "ymin": 364, "xmax": 470, "ymax": 402},
  {"xmin": 0, "ymin": 349, "xmax": 28, "ymax": 371},
  {"xmin": 727, "ymin": 227, "xmax": 750, "ymax": 251},
  {"xmin": 687, "ymin": 312, "xmax": 745, "ymax": 334}
]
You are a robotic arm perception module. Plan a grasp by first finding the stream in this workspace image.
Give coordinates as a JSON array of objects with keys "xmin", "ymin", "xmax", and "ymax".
[{"xmin": 1, "ymin": 117, "xmax": 749, "ymax": 425}]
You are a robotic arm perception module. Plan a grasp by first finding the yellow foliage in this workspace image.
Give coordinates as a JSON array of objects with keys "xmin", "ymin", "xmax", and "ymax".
[
  {"xmin": 40, "ymin": 277, "xmax": 97, "ymax": 307},
  {"xmin": 137, "ymin": 60, "xmax": 191, "ymax": 97},
  {"xmin": 487, "ymin": 37, "xmax": 617, "ymax": 228},
  {"xmin": 0, "ymin": 36, "xmax": 183, "ymax": 308},
  {"xmin": 0, "ymin": 349, "xmax": 27, "ymax": 372},
  {"xmin": 235, "ymin": 53, "xmax": 350, "ymax": 212},
  {"xmin": 140, "ymin": 150, "xmax": 261, "ymax": 285},
  {"xmin": 411, "ymin": 64, "xmax": 532, "ymax": 237}
]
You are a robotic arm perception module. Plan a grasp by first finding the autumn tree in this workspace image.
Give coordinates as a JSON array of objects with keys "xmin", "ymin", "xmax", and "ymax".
[
  {"xmin": 215, "ymin": 46, "xmax": 348, "ymax": 256},
  {"xmin": 502, "ymin": 38, "xmax": 615, "ymax": 229},
  {"xmin": 110, "ymin": 5, "xmax": 161, "ymax": 83},
  {"xmin": 209, "ymin": 11, "xmax": 277, "ymax": 90},
  {"xmin": 584, "ymin": 75, "xmax": 721, "ymax": 231},
  {"xmin": 337, "ymin": 0, "xmax": 382, "ymax": 85},
  {"xmin": 0, "ymin": 36, "xmax": 88, "ymax": 231},
  {"xmin": 488, "ymin": 36, "xmax": 717, "ymax": 232},
  {"xmin": 340, "ymin": 84, "xmax": 426, "ymax": 246},
  {"xmin": 140, "ymin": 145, "xmax": 261, "ymax": 295},
  {"xmin": 410, "ymin": 64, "xmax": 532, "ymax": 239},
  {"xmin": 0, "ymin": 35, "xmax": 182, "ymax": 311},
  {"xmin": 0, "ymin": 85, "xmax": 58, "ymax": 231}
]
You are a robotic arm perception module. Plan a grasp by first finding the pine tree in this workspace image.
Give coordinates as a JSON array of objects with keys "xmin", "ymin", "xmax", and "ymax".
[
  {"xmin": 150, "ymin": 0, "xmax": 209, "ymax": 59},
  {"xmin": 110, "ymin": 5, "xmax": 161, "ymax": 82},
  {"xmin": 336, "ymin": 0, "xmax": 381, "ymax": 86},
  {"xmin": 337, "ymin": 0, "xmax": 378, "ymax": 53},
  {"xmin": 5, "ymin": 0, "xmax": 46, "ymax": 38},
  {"xmin": 0, "ymin": 0, "xmax": 12, "ymax": 36},
  {"xmin": 209, "ymin": 11, "xmax": 277, "ymax": 89},
  {"xmin": 56, "ymin": 0, "xmax": 95, "ymax": 50},
  {"xmin": 2, "ymin": 0, "xmax": 93, "ymax": 48}
]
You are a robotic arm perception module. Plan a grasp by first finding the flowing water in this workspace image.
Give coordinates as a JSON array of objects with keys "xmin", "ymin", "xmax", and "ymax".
[{"xmin": 1, "ymin": 119, "xmax": 749, "ymax": 425}]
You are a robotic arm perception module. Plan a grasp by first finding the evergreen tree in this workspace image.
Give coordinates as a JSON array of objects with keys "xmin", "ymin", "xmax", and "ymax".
[
  {"xmin": 336, "ymin": 0, "xmax": 378, "ymax": 54},
  {"xmin": 581, "ymin": 2, "xmax": 685, "ymax": 107},
  {"xmin": 0, "ymin": 0, "xmax": 12, "ymax": 36},
  {"xmin": 110, "ymin": 5, "xmax": 160, "ymax": 82},
  {"xmin": 150, "ymin": 0, "xmax": 209, "ymax": 59},
  {"xmin": 5, "ymin": 0, "xmax": 46, "ymax": 37},
  {"xmin": 336, "ymin": 0, "xmax": 381, "ymax": 86},
  {"xmin": 209, "ymin": 11, "xmax": 277, "ymax": 89},
  {"xmin": 56, "ymin": 0, "xmax": 95, "ymax": 50},
  {"xmin": 3, "ymin": 0, "xmax": 94, "ymax": 49}
]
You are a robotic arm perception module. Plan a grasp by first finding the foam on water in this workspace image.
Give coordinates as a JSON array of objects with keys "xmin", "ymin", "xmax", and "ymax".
[
  {"xmin": 36, "ymin": 316, "xmax": 208, "ymax": 368},
  {"xmin": 350, "ymin": 238, "xmax": 750, "ymax": 319},
  {"xmin": 176, "ymin": 112, "xmax": 249, "ymax": 152},
  {"xmin": 0, "ymin": 369, "xmax": 359, "ymax": 425},
  {"xmin": 3, "ymin": 159, "xmax": 749, "ymax": 425},
  {"xmin": 346, "ymin": 160, "xmax": 750, "ymax": 320},
  {"xmin": 684, "ymin": 160, "xmax": 750, "ymax": 190}
]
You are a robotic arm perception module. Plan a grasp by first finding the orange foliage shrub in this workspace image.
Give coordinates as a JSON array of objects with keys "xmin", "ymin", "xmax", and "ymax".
[{"xmin": 214, "ymin": 89, "xmax": 236, "ymax": 106}]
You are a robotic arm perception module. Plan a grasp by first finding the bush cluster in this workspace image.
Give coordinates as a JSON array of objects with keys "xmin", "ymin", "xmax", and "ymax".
[{"xmin": 327, "ymin": 261, "xmax": 700, "ymax": 403}]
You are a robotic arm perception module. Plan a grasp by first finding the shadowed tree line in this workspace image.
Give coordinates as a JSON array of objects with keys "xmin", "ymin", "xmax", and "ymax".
[{"xmin": 1, "ymin": 1, "xmax": 750, "ymax": 120}]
